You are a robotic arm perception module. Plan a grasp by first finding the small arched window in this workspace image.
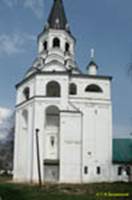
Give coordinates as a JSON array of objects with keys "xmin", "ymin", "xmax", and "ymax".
[
  {"xmin": 97, "ymin": 166, "xmax": 101, "ymax": 174},
  {"xmin": 69, "ymin": 83, "xmax": 77, "ymax": 95},
  {"xmin": 23, "ymin": 87, "xmax": 30, "ymax": 100},
  {"xmin": 53, "ymin": 37, "xmax": 60, "ymax": 48},
  {"xmin": 43, "ymin": 41, "xmax": 47, "ymax": 51},
  {"xmin": 118, "ymin": 166, "xmax": 122, "ymax": 175},
  {"xmin": 46, "ymin": 81, "xmax": 60, "ymax": 97},
  {"xmin": 50, "ymin": 136, "xmax": 55, "ymax": 147},
  {"xmin": 84, "ymin": 166, "xmax": 88, "ymax": 174},
  {"xmin": 85, "ymin": 84, "xmax": 103, "ymax": 93},
  {"xmin": 65, "ymin": 42, "xmax": 70, "ymax": 52}
]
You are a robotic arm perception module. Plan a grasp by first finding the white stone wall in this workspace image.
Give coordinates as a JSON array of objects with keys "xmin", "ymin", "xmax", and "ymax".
[
  {"xmin": 60, "ymin": 112, "xmax": 82, "ymax": 183},
  {"xmin": 81, "ymin": 103, "xmax": 112, "ymax": 183},
  {"xmin": 14, "ymin": 71, "xmax": 129, "ymax": 183},
  {"xmin": 13, "ymin": 104, "xmax": 34, "ymax": 182}
]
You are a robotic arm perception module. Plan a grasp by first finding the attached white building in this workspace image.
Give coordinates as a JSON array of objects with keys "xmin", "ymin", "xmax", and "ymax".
[{"xmin": 13, "ymin": 0, "xmax": 130, "ymax": 183}]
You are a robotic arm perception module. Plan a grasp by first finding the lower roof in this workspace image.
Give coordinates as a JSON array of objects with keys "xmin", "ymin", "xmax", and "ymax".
[
  {"xmin": 113, "ymin": 139, "xmax": 132, "ymax": 164},
  {"xmin": 16, "ymin": 71, "xmax": 112, "ymax": 88}
]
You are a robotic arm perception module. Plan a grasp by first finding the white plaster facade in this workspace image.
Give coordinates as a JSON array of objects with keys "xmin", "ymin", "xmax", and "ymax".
[{"xmin": 13, "ymin": 0, "xmax": 129, "ymax": 183}]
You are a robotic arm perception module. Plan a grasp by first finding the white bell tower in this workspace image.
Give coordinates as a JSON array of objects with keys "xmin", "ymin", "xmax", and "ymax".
[{"xmin": 14, "ymin": 0, "xmax": 114, "ymax": 184}]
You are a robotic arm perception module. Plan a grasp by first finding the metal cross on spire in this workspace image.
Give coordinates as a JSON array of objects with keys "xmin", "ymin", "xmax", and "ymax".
[{"xmin": 90, "ymin": 48, "xmax": 95, "ymax": 60}]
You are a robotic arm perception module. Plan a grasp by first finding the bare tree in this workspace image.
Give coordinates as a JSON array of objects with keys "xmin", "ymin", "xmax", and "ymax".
[{"xmin": 0, "ymin": 112, "xmax": 15, "ymax": 174}]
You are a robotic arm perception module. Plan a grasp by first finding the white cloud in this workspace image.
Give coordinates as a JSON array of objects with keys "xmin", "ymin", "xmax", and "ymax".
[
  {"xmin": 2, "ymin": 0, "xmax": 44, "ymax": 19},
  {"xmin": 24, "ymin": 0, "xmax": 44, "ymax": 19},
  {"xmin": 0, "ymin": 32, "xmax": 35, "ymax": 56},
  {"xmin": 0, "ymin": 107, "xmax": 12, "ymax": 125}
]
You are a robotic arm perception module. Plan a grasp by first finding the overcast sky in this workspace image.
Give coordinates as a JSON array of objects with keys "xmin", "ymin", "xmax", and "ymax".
[{"xmin": 0, "ymin": 0, "xmax": 132, "ymax": 138}]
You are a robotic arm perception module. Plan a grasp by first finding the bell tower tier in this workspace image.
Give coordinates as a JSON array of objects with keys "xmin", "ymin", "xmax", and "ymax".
[
  {"xmin": 23, "ymin": 0, "xmax": 79, "ymax": 79},
  {"xmin": 37, "ymin": 29, "xmax": 76, "ymax": 70}
]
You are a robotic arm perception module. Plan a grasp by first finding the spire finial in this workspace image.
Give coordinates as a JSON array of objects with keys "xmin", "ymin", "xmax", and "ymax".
[
  {"xmin": 90, "ymin": 48, "xmax": 95, "ymax": 60},
  {"xmin": 47, "ymin": 0, "xmax": 69, "ymax": 31}
]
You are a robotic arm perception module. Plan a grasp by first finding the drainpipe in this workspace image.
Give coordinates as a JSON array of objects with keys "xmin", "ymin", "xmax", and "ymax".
[{"xmin": 36, "ymin": 128, "xmax": 42, "ymax": 187}]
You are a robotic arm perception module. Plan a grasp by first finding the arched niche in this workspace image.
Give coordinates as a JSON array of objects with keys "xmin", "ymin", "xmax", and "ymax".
[
  {"xmin": 22, "ymin": 110, "xmax": 28, "ymax": 134},
  {"xmin": 45, "ymin": 106, "xmax": 60, "ymax": 128},
  {"xmin": 45, "ymin": 106, "xmax": 60, "ymax": 160}
]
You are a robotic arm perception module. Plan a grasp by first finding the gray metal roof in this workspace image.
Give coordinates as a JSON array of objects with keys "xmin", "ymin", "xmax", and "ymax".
[
  {"xmin": 87, "ymin": 60, "xmax": 98, "ymax": 70},
  {"xmin": 16, "ymin": 71, "xmax": 112, "ymax": 89},
  {"xmin": 47, "ymin": 0, "xmax": 70, "ymax": 31}
]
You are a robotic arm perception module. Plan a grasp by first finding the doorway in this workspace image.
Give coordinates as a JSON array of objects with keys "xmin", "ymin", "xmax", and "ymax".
[{"xmin": 44, "ymin": 163, "xmax": 59, "ymax": 182}]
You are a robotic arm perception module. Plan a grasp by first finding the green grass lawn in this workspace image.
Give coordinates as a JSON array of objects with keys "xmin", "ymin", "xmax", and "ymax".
[{"xmin": 0, "ymin": 178, "xmax": 131, "ymax": 200}]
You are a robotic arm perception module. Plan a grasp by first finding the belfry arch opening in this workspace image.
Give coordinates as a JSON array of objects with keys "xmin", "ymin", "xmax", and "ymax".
[
  {"xmin": 85, "ymin": 84, "xmax": 103, "ymax": 93},
  {"xmin": 53, "ymin": 37, "xmax": 60, "ymax": 48},
  {"xmin": 65, "ymin": 42, "xmax": 70, "ymax": 52},
  {"xmin": 43, "ymin": 41, "xmax": 48, "ymax": 51},
  {"xmin": 46, "ymin": 81, "xmax": 61, "ymax": 97}
]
